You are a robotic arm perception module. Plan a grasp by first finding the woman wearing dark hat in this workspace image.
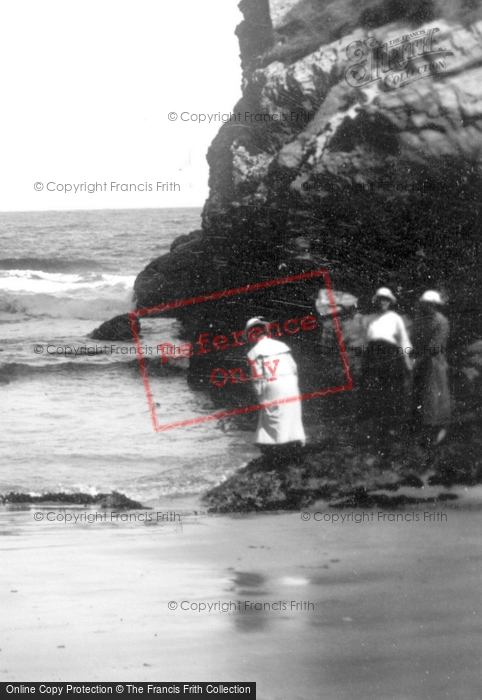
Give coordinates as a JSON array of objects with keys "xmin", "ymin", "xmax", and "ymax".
[
  {"xmin": 245, "ymin": 317, "xmax": 306, "ymax": 466},
  {"xmin": 411, "ymin": 291, "xmax": 451, "ymax": 444},
  {"xmin": 360, "ymin": 287, "xmax": 413, "ymax": 441}
]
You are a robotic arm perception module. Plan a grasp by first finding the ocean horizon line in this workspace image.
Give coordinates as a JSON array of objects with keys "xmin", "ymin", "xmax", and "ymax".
[{"xmin": 0, "ymin": 205, "xmax": 203, "ymax": 215}]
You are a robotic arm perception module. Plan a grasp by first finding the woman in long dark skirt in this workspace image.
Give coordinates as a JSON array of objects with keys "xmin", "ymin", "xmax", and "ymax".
[{"xmin": 361, "ymin": 287, "xmax": 413, "ymax": 442}]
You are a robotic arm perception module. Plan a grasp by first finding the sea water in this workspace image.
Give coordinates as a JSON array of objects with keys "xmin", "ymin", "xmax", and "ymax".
[{"xmin": 0, "ymin": 208, "xmax": 258, "ymax": 503}]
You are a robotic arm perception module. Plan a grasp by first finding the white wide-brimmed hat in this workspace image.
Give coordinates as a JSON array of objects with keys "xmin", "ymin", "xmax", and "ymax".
[
  {"xmin": 244, "ymin": 317, "xmax": 268, "ymax": 334},
  {"xmin": 372, "ymin": 287, "xmax": 396, "ymax": 304},
  {"xmin": 420, "ymin": 290, "xmax": 443, "ymax": 304}
]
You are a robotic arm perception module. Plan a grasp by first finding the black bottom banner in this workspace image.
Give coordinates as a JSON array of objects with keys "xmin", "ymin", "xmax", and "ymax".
[{"xmin": 1, "ymin": 684, "xmax": 256, "ymax": 699}]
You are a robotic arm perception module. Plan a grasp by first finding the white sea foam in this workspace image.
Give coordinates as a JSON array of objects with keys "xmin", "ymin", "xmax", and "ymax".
[
  {"xmin": 0, "ymin": 207, "xmax": 248, "ymax": 501},
  {"xmin": 0, "ymin": 269, "xmax": 135, "ymax": 294},
  {"xmin": 0, "ymin": 270, "xmax": 135, "ymax": 319}
]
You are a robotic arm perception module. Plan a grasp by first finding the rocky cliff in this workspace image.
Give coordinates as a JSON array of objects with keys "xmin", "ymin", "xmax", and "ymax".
[{"xmin": 134, "ymin": 0, "xmax": 482, "ymax": 419}]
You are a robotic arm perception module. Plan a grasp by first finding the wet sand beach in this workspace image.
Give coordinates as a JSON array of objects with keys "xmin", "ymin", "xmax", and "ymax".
[{"xmin": 1, "ymin": 499, "xmax": 481, "ymax": 699}]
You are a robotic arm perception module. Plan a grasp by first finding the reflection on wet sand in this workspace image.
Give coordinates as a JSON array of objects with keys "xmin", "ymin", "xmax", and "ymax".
[
  {"xmin": 0, "ymin": 503, "xmax": 481, "ymax": 699},
  {"xmin": 232, "ymin": 571, "xmax": 270, "ymax": 632},
  {"xmin": 219, "ymin": 507, "xmax": 482, "ymax": 699}
]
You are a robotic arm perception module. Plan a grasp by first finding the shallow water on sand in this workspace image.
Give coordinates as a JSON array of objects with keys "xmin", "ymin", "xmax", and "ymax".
[{"xmin": 0, "ymin": 208, "xmax": 263, "ymax": 500}]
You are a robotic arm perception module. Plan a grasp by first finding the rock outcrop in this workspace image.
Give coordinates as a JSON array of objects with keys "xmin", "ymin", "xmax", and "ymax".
[
  {"xmin": 134, "ymin": 0, "xmax": 482, "ymax": 418},
  {"xmin": 91, "ymin": 313, "xmax": 140, "ymax": 341}
]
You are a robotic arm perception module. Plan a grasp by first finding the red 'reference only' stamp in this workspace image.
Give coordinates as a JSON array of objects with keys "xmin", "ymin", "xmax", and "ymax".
[{"xmin": 130, "ymin": 270, "xmax": 353, "ymax": 432}]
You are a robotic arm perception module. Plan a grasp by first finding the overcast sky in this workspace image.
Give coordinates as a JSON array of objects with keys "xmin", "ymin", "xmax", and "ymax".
[{"xmin": 0, "ymin": 0, "xmax": 242, "ymax": 211}]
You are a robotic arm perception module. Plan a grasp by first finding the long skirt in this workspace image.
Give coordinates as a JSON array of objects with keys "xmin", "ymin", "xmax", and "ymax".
[
  {"xmin": 412, "ymin": 356, "xmax": 451, "ymax": 426},
  {"xmin": 255, "ymin": 374, "xmax": 306, "ymax": 445},
  {"xmin": 360, "ymin": 340, "xmax": 407, "ymax": 421}
]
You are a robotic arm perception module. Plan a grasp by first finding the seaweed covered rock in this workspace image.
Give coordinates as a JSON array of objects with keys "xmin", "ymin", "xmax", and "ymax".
[
  {"xmin": 1, "ymin": 490, "xmax": 146, "ymax": 510},
  {"xmin": 204, "ymin": 420, "xmax": 482, "ymax": 512},
  {"xmin": 203, "ymin": 454, "xmax": 330, "ymax": 513}
]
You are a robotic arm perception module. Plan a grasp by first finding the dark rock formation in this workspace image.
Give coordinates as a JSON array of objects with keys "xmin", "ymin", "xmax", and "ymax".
[
  {"xmin": 1, "ymin": 490, "xmax": 146, "ymax": 509},
  {"xmin": 204, "ymin": 419, "xmax": 482, "ymax": 512},
  {"xmin": 134, "ymin": 230, "xmax": 207, "ymax": 312},
  {"xmin": 134, "ymin": 0, "xmax": 482, "ymax": 423},
  {"xmin": 236, "ymin": 0, "xmax": 274, "ymax": 73},
  {"xmin": 91, "ymin": 313, "xmax": 140, "ymax": 341}
]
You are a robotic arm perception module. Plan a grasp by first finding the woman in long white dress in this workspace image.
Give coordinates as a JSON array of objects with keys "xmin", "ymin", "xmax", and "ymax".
[{"xmin": 245, "ymin": 317, "xmax": 306, "ymax": 465}]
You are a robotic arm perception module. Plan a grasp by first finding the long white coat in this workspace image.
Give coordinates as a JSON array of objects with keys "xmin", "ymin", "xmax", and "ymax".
[{"xmin": 247, "ymin": 337, "xmax": 306, "ymax": 445}]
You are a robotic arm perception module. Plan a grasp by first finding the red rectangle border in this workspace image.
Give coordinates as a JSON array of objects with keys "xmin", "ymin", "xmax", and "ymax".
[{"xmin": 130, "ymin": 269, "xmax": 353, "ymax": 432}]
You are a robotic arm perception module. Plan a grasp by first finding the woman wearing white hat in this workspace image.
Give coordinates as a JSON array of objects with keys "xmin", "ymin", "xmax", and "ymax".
[
  {"xmin": 411, "ymin": 291, "xmax": 450, "ymax": 444},
  {"xmin": 245, "ymin": 317, "xmax": 306, "ymax": 465},
  {"xmin": 361, "ymin": 287, "xmax": 413, "ymax": 440}
]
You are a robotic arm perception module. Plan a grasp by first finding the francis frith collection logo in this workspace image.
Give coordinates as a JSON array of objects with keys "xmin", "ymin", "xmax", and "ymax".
[{"xmin": 345, "ymin": 28, "xmax": 454, "ymax": 90}]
